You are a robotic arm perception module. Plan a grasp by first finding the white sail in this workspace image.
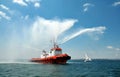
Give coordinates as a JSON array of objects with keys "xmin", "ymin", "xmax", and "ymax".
[{"xmin": 84, "ymin": 53, "xmax": 92, "ymax": 62}]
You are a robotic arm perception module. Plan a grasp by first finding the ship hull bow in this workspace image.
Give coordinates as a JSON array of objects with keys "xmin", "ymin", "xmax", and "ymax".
[{"xmin": 31, "ymin": 54, "xmax": 71, "ymax": 64}]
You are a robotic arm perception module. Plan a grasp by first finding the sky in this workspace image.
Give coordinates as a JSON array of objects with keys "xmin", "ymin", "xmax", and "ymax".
[{"xmin": 0, "ymin": 0, "xmax": 120, "ymax": 60}]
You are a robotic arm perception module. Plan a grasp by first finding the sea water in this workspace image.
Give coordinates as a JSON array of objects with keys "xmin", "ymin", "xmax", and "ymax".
[{"xmin": 0, "ymin": 59, "xmax": 120, "ymax": 77}]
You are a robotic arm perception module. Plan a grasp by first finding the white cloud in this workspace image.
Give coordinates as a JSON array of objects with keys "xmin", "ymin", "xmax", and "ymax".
[
  {"xmin": 21, "ymin": 15, "xmax": 29, "ymax": 20},
  {"xmin": 0, "ymin": 5, "xmax": 13, "ymax": 20},
  {"xmin": 0, "ymin": 4, "xmax": 13, "ymax": 14},
  {"xmin": 25, "ymin": 0, "xmax": 40, "ymax": 3},
  {"xmin": 83, "ymin": 3, "xmax": 94, "ymax": 12},
  {"xmin": 61, "ymin": 26, "xmax": 106, "ymax": 44},
  {"xmin": 13, "ymin": 0, "xmax": 28, "ymax": 6},
  {"xmin": 0, "ymin": 11, "xmax": 11, "ymax": 20},
  {"xmin": 116, "ymin": 48, "xmax": 120, "ymax": 51},
  {"xmin": 34, "ymin": 2, "xmax": 40, "ymax": 8},
  {"xmin": 0, "ymin": 4, "xmax": 9, "ymax": 11},
  {"xmin": 25, "ymin": 0, "xmax": 40, "ymax": 8},
  {"xmin": 83, "ymin": 3, "xmax": 93, "ymax": 7},
  {"xmin": 107, "ymin": 45, "xmax": 120, "ymax": 51},
  {"xmin": 83, "ymin": 8, "xmax": 88, "ymax": 12},
  {"xmin": 107, "ymin": 46, "xmax": 113, "ymax": 49},
  {"xmin": 112, "ymin": 1, "xmax": 120, "ymax": 6},
  {"xmin": 13, "ymin": 0, "xmax": 41, "ymax": 8},
  {"xmin": 25, "ymin": 15, "xmax": 29, "ymax": 20}
]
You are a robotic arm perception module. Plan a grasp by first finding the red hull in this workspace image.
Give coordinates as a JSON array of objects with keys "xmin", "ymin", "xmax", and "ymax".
[{"xmin": 31, "ymin": 54, "xmax": 71, "ymax": 64}]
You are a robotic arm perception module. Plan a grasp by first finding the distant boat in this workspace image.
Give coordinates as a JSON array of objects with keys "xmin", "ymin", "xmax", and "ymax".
[{"xmin": 84, "ymin": 53, "xmax": 92, "ymax": 62}]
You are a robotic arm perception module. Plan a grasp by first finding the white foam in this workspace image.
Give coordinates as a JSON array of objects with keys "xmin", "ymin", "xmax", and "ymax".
[{"xmin": 0, "ymin": 61, "xmax": 40, "ymax": 64}]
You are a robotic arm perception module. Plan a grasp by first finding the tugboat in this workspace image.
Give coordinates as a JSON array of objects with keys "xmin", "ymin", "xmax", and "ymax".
[{"xmin": 31, "ymin": 43, "xmax": 71, "ymax": 64}]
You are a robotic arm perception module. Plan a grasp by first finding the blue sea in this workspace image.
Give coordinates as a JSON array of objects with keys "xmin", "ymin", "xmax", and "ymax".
[{"xmin": 0, "ymin": 59, "xmax": 120, "ymax": 77}]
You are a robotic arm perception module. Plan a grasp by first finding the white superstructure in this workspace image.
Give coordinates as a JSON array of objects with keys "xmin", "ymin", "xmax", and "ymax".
[{"xmin": 41, "ymin": 44, "xmax": 62, "ymax": 58}]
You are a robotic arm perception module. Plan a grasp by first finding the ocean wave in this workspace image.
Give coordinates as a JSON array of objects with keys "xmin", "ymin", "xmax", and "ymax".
[{"xmin": 67, "ymin": 62, "xmax": 82, "ymax": 64}]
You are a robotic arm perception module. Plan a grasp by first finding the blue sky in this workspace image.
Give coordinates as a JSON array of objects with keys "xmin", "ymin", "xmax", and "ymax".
[{"xmin": 0, "ymin": 0, "xmax": 120, "ymax": 59}]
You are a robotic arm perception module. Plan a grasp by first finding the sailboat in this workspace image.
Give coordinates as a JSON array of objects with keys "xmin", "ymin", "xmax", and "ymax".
[{"xmin": 84, "ymin": 53, "xmax": 92, "ymax": 62}]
